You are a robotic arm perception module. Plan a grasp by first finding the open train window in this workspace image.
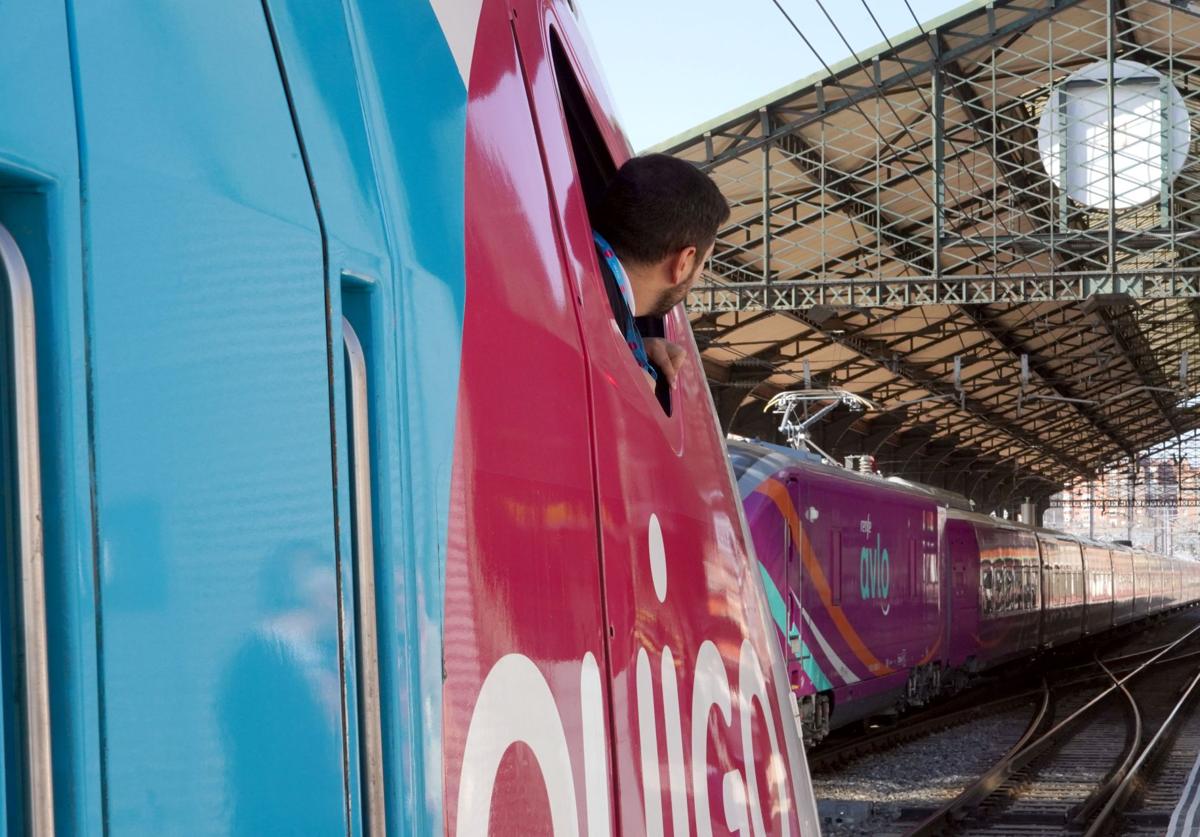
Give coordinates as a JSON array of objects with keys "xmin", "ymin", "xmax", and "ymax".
[
  {"xmin": 549, "ymin": 32, "xmax": 673, "ymax": 416},
  {"xmin": 550, "ymin": 33, "xmax": 615, "ymax": 218}
]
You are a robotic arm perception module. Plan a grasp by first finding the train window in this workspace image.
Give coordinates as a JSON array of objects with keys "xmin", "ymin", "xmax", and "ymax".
[
  {"xmin": 982, "ymin": 567, "xmax": 993, "ymax": 615},
  {"xmin": 550, "ymin": 34, "xmax": 616, "ymax": 213},
  {"xmin": 549, "ymin": 33, "xmax": 676, "ymax": 414}
]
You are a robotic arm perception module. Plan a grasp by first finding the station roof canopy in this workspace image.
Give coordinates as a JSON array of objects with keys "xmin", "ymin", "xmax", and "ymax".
[{"xmin": 659, "ymin": 0, "xmax": 1200, "ymax": 512}]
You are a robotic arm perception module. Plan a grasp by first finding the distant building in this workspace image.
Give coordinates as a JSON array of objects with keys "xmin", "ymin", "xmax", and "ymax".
[{"xmin": 1045, "ymin": 433, "xmax": 1200, "ymax": 558}]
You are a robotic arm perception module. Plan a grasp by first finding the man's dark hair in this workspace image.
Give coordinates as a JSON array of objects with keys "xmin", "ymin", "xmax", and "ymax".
[{"xmin": 594, "ymin": 153, "xmax": 730, "ymax": 266}]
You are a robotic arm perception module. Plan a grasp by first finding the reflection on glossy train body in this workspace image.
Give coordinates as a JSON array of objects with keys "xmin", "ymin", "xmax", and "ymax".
[
  {"xmin": 0, "ymin": 0, "xmax": 820, "ymax": 834},
  {"xmin": 731, "ymin": 438, "xmax": 1200, "ymax": 744}
]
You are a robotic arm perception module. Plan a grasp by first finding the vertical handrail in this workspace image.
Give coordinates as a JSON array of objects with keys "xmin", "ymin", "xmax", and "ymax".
[
  {"xmin": 0, "ymin": 222, "xmax": 54, "ymax": 835},
  {"xmin": 342, "ymin": 318, "xmax": 386, "ymax": 836}
]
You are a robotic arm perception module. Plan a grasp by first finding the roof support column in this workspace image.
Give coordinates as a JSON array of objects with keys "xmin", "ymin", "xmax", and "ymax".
[
  {"xmin": 1107, "ymin": 0, "xmax": 1119, "ymax": 286},
  {"xmin": 931, "ymin": 35, "xmax": 945, "ymax": 280},
  {"xmin": 761, "ymin": 108, "xmax": 773, "ymax": 287}
]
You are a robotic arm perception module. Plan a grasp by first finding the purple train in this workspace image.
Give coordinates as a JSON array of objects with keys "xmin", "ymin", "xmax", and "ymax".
[{"xmin": 730, "ymin": 437, "xmax": 1200, "ymax": 743}]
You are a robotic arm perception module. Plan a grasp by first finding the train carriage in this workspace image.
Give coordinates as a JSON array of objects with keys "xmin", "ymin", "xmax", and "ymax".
[
  {"xmin": 1112, "ymin": 546, "xmax": 1138, "ymax": 626},
  {"xmin": 944, "ymin": 515, "xmax": 982, "ymax": 675},
  {"xmin": 1081, "ymin": 542, "xmax": 1116, "ymax": 636},
  {"xmin": 1037, "ymin": 534, "xmax": 1087, "ymax": 648},
  {"xmin": 1146, "ymin": 553, "xmax": 1165, "ymax": 614},
  {"xmin": 968, "ymin": 515, "xmax": 1042, "ymax": 669},
  {"xmin": 732, "ymin": 436, "xmax": 1200, "ymax": 743},
  {"xmin": 731, "ymin": 439, "xmax": 947, "ymax": 741},
  {"xmin": 1132, "ymin": 550, "xmax": 1154, "ymax": 618}
]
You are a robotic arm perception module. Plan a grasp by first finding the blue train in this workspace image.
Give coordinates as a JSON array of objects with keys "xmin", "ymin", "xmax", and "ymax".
[{"xmin": 0, "ymin": 2, "xmax": 819, "ymax": 835}]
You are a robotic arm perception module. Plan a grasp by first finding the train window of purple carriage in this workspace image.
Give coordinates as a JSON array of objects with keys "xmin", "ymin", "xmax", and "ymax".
[{"xmin": 981, "ymin": 567, "xmax": 992, "ymax": 614}]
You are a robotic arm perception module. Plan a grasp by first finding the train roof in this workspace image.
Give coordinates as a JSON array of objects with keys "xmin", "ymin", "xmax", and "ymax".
[
  {"xmin": 947, "ymin": 507, "xmax": 1195, "ymax": 562},
  {"xmin": 727, "ymin": 436, "xmax": 973, "ymax": 510},
  {"xmin": 950, "ymin": 506, "xmax": 1104, "ymax": 543},
  {"xmin": 730, "ymin": 438, "xmax": 1199, "ymax": 565}
]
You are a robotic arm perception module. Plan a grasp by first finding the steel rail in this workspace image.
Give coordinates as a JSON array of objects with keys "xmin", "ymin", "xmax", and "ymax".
[
  {"xmin": 906, "ymin": 679, "xmax": 1053, "ymax": 836},
  {"xmin": 343, "ymin": 319, "xmax": 387, "ymax": 836},
  {"xmin": 905, "ymin": 620, "xmax": 1200, "ymax": 836},
  {"xmin": 1070, "ymin": 654, "xmax": 1143, "ymax": 826},
  {"xmin": 0, "ymin": 222, "xmax": 54, "ymax": 836},
  {"xmin": 1058, "ymin": 635, "xmax": 1183, "ymax": 678},
  {"xmin": 1084, "ymin": 664, "xmax": 1200, "ymax": 836},
  {"xmin": 815, "ymin": 613, "xmax": 1200, "ymax": 772}
]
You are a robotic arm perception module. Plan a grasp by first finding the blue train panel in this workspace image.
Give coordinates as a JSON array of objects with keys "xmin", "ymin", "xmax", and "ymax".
[{"xmin": 70, "ymin": 3, "xmax": 349, "ymax": 833}]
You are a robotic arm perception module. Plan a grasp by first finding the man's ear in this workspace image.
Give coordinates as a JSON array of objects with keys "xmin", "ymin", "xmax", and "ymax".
[{"xmin": 670, "ymin": 246, "xmax": 698, "ymax": 286}]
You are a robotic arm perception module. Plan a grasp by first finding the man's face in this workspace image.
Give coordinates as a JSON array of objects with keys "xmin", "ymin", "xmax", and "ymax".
[{"xmin": 648, "ymin": 242, "xmax": 714, "ymax": 317}]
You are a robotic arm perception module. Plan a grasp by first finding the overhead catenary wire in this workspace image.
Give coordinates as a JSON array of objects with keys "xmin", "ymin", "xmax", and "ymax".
[{"xmin": 767, "ymin": 0, "xmax": 991, "ymax": 271}]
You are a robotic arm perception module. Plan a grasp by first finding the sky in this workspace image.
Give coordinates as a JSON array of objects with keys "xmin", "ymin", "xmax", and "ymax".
[{"xmin": 574, "ymin": 0, "xmax": 976, "ymax": 151}]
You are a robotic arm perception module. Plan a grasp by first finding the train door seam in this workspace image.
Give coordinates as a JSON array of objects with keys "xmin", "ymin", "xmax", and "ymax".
[{"xmin": 259, "ymin": 5, "xmax": 354, "ymax": 835}]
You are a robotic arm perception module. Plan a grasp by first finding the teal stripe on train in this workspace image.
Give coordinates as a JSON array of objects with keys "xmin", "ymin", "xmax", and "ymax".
[{"xmin": 758, "ymin": 563, "xmax": 834, "ymax": 692}]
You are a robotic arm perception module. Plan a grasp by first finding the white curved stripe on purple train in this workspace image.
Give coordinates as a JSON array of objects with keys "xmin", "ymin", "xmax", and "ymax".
[{"xmin": 800, "ymin": 608, "xmax": 860, "ymax": 685}]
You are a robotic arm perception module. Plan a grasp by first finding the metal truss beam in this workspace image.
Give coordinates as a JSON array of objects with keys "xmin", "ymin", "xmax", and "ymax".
[
  {"xmin": 929, "ymin": 24, "xmax": 1057, "ymax": 231},
  {"xmin": 699, "ymin": 0, "xmax": 1200, "ymax": 492},
  {"xmin": 685, "ymin": 269, "xmax": 1200, "ymax": 312},
  {"xmin": 1092, "ymin": 302, "xmax": 1185, "ymax": 435},
  {"xmin": 773, "ymin": 126, "xmax": 934, "ymax": 273}
]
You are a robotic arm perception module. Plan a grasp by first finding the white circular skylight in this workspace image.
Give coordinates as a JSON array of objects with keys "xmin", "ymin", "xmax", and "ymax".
[{"xmin": 1037, "ymin": 59, "xmax": 1191, "ymax": 211}]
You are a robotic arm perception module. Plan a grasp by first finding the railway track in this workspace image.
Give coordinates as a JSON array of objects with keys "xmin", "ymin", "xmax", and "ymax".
[
  {"xmin": 809, "ymin": 609, "xmax": 1200, "ymax": 836},
  {"xmin": 809, "ymin": 614, "xmax": 1190, "ymax": 774},
  {"xmin": 901, "ymin": 618, "xmax": 1200, "ymax": 836}
]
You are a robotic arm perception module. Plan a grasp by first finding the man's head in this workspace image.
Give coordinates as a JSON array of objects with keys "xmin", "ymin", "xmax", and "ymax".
[{"xmin": 595, "ymin": 153, "xmax": 730, "ymax": 317}]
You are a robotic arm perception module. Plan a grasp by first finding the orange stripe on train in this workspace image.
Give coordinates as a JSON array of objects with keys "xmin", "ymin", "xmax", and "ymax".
[{"xmin": 755, "ymin": 479, "xmax": 896, "ymax": 677}]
